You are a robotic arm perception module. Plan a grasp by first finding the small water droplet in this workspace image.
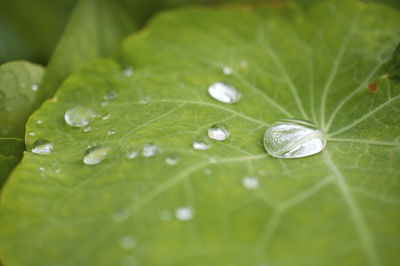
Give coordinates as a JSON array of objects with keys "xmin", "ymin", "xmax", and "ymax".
[
  {"xmin": 160, "ymin": 210, "xmax": 173, "ymax": 221},
  {"xmin": 120, "ymin": 236, "xmax": 137, "ymax": 250},
  {"xmin": 264, "ymin": 119, "xmax": 327, "ymax": 158},
  {"xmin": 222, "ymin": 66, "xmax": 233, "ymax": 75},
  {"xmin": 204, "ymin": 168, "xmax": 212, "ymax": 175},
  {"xmin": 108, "ymin": 128, "xmax": 117, "ymax": 135},
  {"xmin": 29, "ymin": 132, "xmax": 36, "ymax": 136},
  {"xmin": 32, "ymin": 139, "xmax": 53, "ymax": 155},
  {"xmin": 175, "ymin": 206, "xmax": 193, "ymax": 221},
  {"xmin": 101, "ymin": 101, "xmax": 109, "ymax": 107},
  {"xmin": 83, "ymin": 146, "xmax": 109, "ymax": 165},
  {"xmin": 142, "ymin": 143, "xmax": 161, "ymax": 158},
  {"xmin": 113, "ymin": 209, "xmax": 130, "ymax": 222},
  {"xmin": 242, "ymin": 176, "xmax": 259, "ymax": 190},
  {"xmin": 208, "ymin": 123, "xmax": 230, "ymax": 141},
  {"xmin": 83, "ymin": 126, "xmax": 92, "ymax": 132},
  {"xmin": 193, "ymin": 136, "xmax": 211, "ymax": 150},
  {"xmin": 140, "ymin": 96, "xmax": 151, "ymax": 105},
  {"xmin": 166, "ymin": 155, "xmax": 180, "ymax": 166},
  {"xmin": 37, "ymin": 120, "xmax": 43, "ymax": 124},
  {"xmin": 102, "ymin": 113, "xmax": 111, "ymax": 120},
  {"xmin": 64, "ymin": 106, "xmax": 98, "ymax": 128},
  {"xmin": 104, "ymin": 90, "xmax": 119, "ymax": 101},
  {"xmin": 39, "ymin": 166, "xmax": 45, "ymax": 171},
  {"xmin": 31, "ymin": 84, "xmax": 39, "ymax": 91},
  {"xmin": 55, "ymin": 169, "xmax": 61, "ymax": 173},
  {"xmin": 208, "ymin": 82, "xmax": 241, "ymax": 104},
  {"xmin": 127, "ymin": 150, "xmax": 139, "ymax": 159},
  {"xmin": 123, "ymin": 66, "xmax": 133, "ymax": 77}
]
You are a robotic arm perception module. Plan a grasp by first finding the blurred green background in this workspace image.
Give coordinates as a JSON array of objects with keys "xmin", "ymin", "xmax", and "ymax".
[{"xmin": 1, "ymin": 0, "xmax": 399, "ymax": 66}]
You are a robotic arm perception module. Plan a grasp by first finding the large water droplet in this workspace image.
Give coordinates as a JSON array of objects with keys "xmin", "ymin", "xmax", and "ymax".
[
  {"xmin": 242, "ymin": 176, "xmax": 259, "ymax": 190},
  {"xmin": 32, "ymin": 139, "xmax": 53, "ymax": 155},
  {"xmin": 83, "ymin": 146, "xmax": 109, "ymax": 165},
  {"xmin": 208, "ymin": 82, "xmax": 241, "ymax": 104},
  {"xmin": 175, "ymin": 206, "xmax": 193, "ymax": 221},
  {"xmin": 208, "ymin": 123, "xmax": 230, "ymax": 141},
  {"xmin": 142, "ymin": 143, "xmax": 161, "ymax": 158},
  {"xmin": 263, "ymin": 119, "xmax": 327, "ymax": 158},
  {"xmin": 193, "ymin": 136, "xmax": 211, "ymax": 150},
  {"xmin": 64, "ymin": 106, "xmax": 98, "ymax": 128}
]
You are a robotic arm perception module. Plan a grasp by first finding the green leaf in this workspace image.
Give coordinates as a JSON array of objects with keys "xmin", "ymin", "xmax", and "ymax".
[
  {"xmin": 0, "ymin": 138, "xmax": 24, "ymax": 187},
  {"xmin": 1, "ymin": 1, "xmax": 400, "ymax": 266},
  {"xmin": 39, "ymin": 0, "xmax": 136, "ymax": 101},
  {"xmin": 383, "ymin": 43, "xmax": 400, "ymax": 81},
  {"xmin": 0, "ymin": 61, "xmax": 45, "ymax": 138}
]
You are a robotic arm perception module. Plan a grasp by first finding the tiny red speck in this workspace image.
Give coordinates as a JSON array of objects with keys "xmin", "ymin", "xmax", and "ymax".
[{"xmin": 368, "ymin": 82, "xmax": 378, "ymax": 92}]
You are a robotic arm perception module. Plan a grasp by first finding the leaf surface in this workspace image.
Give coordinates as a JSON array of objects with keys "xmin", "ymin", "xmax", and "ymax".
[
  {"xmin": 1, "ymin": 1, "xmax": 400, "ymax": 266},
  {"xmin": 0, "ymin": 138, "xmax": 24, "ymax": 187}
]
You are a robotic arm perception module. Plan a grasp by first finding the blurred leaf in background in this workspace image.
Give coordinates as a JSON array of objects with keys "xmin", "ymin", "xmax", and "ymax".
[{"xmin": 0, "ymin": 138, "xmax": 24, "ymax": 187}]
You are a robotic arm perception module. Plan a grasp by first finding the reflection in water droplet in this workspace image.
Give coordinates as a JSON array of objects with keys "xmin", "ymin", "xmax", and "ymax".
[
  {"xmin": 166, "ymin": 155, "xmax": 180, "ymax": 166},
  {"xmin": 142, "ymin": 143, "xmax": 160, "ymax": 158},
  {"xmin": 193, "ymin": 136, "xmax": 211, "ymax": 150},
  {"xmin": 160, "ymin": 210, "xmax": 173, "ymax": 221},
  {"xmin": 208, "ymin": 82, "xmax": 241, "ymax": 104},
  {"xmin": 123, "ymin": 66, "xmax": 133, "ymax": 77},
  {"xmin": 120, "ymin": 236, "xmax": 137, "ymax": 250},
  {"xmin": 108, "ymin": 128, "xmax": 116, "ymax": 135},
  {"xmin": 208, "ymin": 123, "xmax": 230, "ymax": 141},
  {"xmin": 102, "ymin": 113, "xmax": 111, "ymax": 120},
  {"xmin": 29, "ymin": 132, "xmax": 35, "ymax": 136},
  {"xmin": 104, "ymin": 90, "xmax": 119, "ymax": 101},
  {"xmin": 222, "ymin": 66, "xmax": 233, "ymax": 75},
  {"xmin": 127, "ymin": 150, "xmax": 139, "ymax": 159},
  {"xmin": 32, "ymin": 139, "xmax": 53, "ymax": 155},
  {"xmin": 264, "ymin": 119, "xmax": 327, "ymax": 158},
  {"xmin": 64, "ymin": 106, "xmax": 98, "ymax": 127},
  {"xmin": 175, "ymin": 206, "xmax": 193, "ymax": 221},
  {"xmin": 31, "ymin": 84, "xmax": 39, "ymax": 91},
  {"xmin": 242, "ymin": 176, "xmax": 259, "ymax": 190},
  {"xmin": 83, "ymin": 146, "xmax": 109, "ymax": 165}
]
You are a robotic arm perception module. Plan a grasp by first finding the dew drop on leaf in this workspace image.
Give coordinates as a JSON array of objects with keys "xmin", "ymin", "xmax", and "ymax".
[
  {"xmin": 122, "ymin": 66, "xmax": 133, "ymax": 77},
  {"xmin": 102, "ymin": 113, "xmax": 111, "ymax": 120},
  {"xmin": 83, "ymin": 146, "xmax": 109, "ymax": 165},
  {"xmin": 166, "ymin": 155, "xmax": 180, "ymax": 166},
  {"xmin": 108, "ymin": 128, "xmax": 116, "ymax": 135},
  {"xmin": 36, "ymin": 120, "xmax": 43, "ymax": 124},
  {"xmin": 208, "ymin": 123, "xmax": 230, "ymax": 141},
  {"xmin": 175, "ymin": 206, "xmax": 193, "ymax": 221},
  {"xmin": 64, "ymin": 106, "xmax": 98, "ymax": 128},
  {"xmin": 142, "ymin": 143, "xmax": 161, "ymax": 158},
  {"xmin": 31, "ymin": 84, "xmax": 39, "ymax": 91},
  {"xmin": 263, "ymin": 119, "xmax": 327, "ymax": 158},
  {"xmin": 208, "ymin": 82, "xmax": 241, "ymax": 104},
  {"xmin": 193, "ymin": 136, "xmax": 211, "ymax": 150},
  {"xmin": 127, "ymin": 150, "xmax": 139, "ymax": 159},
  {"xmin": 32, "ymin": 139, "xmax": 53, "ymax": 155},
  {"xmin": 222, "ymin": 66, "xmax": 233, "ymax": 75},
  {"xmin": 242, "ymin": 176, "xmax": 259, "ymax": 190},
  {"xmin": 29, "ymin": 132, "xmax": 35, "ymax": 136}
]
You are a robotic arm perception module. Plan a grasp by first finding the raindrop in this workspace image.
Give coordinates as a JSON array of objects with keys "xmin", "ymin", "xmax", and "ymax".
[
  {"xmin": 29, "ymin": 132, "xmax": 35, "ymax": 136},
  {"xmin": 104, "ymin": 90, "xmax": 119, "ymax": 101},
  {"xmin": 83, "ymin": 146, "xmax": 109, "ymax": 165},
  {"xmin": 31, "ymin": 84, "xmax": 39, "ymax": 91},
  {"xmin": 242, "ymin": 176, "xmax": 259, "ymax": 190},
  {"xmin": 83, "ymin": 126, "xmax": 92, "ymax": 132},
  {"xmin": 120, "ymin": 236, "xmax": 137, "ymax": 250},
  {"xmin": 166, "ymin": 155, "xmax": 180, "ymax": 166},
  {"xmin": 123, "ymin": 66, "xmax": 133, "ymax": 77},
  {"xmin": 175, "ymin": 206, "xmax": 193, "ymax": 221},
  {"xmin": 37, "ymin": 120, "xmax": 43, "ymax": 124},
  {"xmin": 64, "ymin": 106, "xmax": 98, "ymax": 128},
  {"xmin": 142, "ymin": 143, "xmax": 161, "ymax": 158},
  {"xmin": 39, "ymin": 167, "xmax": 45, "ymax": 171},
  {"xmin": 208, "ymin": 82, "xmax": 241, "ymax": 104},
  {"xmin": 193, "ymin": 136, "xmax": 211, "ymax": 150},
  {"xmin": 102, "ymin": 113, "xmax": 111, "ymax": 120},
  {"xmin": 263, "ymin": 119, "xmax": 327, "ymax": 159},
  {"xmin": 127, "ymin": 150, "xmax": 139, "ymax": 159},
  {"xmin": 222, "ymin": 66, "xmax": 233, "ymax": 75},
  {"xmin": 208, "ymin": 123, "xmax": 230, "ymax": 141},
  {"xmin": 32, "ymin": 139, "xmax": 53, "ymax": 155},
  {"xmin": 108, "ymin": 128, "xmax": 116, "ymax": 135},
  {"xmin": 55, "ymin": 169, "xmax": 61, "ymax": 173}
]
